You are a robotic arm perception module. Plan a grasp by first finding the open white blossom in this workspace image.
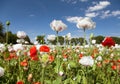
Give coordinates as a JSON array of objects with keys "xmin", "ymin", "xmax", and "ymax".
[
  {"xmin": 47, "ymin": 35, "xmax": 56, "ymax": 41},
  {"xmin": 59, "ymin": 71, "xmax": 64, "ymax": 76},
  {"xmin": 66, "ymin": 33, "xmax": 71, "ymax": 40},
  {"xmin": 0, "ymin": 67, "xmax": 4, "ymax": 77},
  {"xmin": 96, "ymin": 56, "xmax": 102, "ymax": 61},
  {"xmin": 92, "ymin": 40, "xmax": 96, "ymax": 44},
  {"xmin": 17, "ymin": 31, "xmax": 26, "ymax": 39},
  {"xmin": 13, "ymin": 44, "xmax": 24, "ymax": 51},
  {"xmin": 50, "ymin": 20, "xmax": 67, "ymax": 32},
  {"xmin": 79, "ymin": 56, "xmax": 94, "ymax": 66},
  {"xmin": 0, "ymin": 44, "xmax": 6, "ymax": 52},
  {"xmin": 76, "ymin": 17, "xmax": 96, "ymax": 30}
]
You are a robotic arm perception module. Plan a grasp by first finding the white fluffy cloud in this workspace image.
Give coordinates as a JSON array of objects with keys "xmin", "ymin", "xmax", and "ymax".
[
  {"xmin": 87, "ymin": 1, "xmax": 110, "ymax": 12},
  {"xmin": 66, "ymin": 16, "xmax": 83, "ymax": 23},
  {"xmin": 85, "ymin": 12, "xmax": 99, "ymax": 18}
]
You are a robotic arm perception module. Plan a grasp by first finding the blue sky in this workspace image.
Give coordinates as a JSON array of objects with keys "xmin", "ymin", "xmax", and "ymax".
[{"xmin": 0, "ymin": 0, "xmax": 120, "ymax": 42}]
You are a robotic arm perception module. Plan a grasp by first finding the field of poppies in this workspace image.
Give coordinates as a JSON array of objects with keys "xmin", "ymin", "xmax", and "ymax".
[
  {"xmin": 0, "ymin": 37, "xmax": 120, "ymax": 84},
  {"xmin": 0, "ymin": 18, "xmax": 120, "ymax": 84}
]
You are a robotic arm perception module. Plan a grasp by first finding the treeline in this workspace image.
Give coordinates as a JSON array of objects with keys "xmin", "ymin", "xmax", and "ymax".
[
  {"xmin": 0, "ymin": 21, "xmax": 31, "ymax": 44},
  {"xmin": 36, "ymin": 35, "xmax": 120, "ymax": 45},
  {"xmin": 0, "ymin": 21, "xmax": 120, "ymax": 45}
]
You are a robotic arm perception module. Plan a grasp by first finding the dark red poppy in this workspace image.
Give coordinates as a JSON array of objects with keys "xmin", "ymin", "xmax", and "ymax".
[
  {"xmin": 39, "ymin": 45, "xmax": 50, "ymax": 52},
  {"xmin": 16, "ymin": 80, "xmax": 24, "ymax": 84},
  {"xmin": 102, "ymin": 37, "xmax": 115, "ymax": 47},
  {"xmin": 30, "ymin": 46, "xmax": 37, "ymax": 57}
]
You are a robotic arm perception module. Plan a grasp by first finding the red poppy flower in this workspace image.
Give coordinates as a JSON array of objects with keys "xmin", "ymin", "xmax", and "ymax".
[
  {"xmin": 30, "ymin": 46, "xmax": 37, "ymax": 57},
  {"xmin": 111, "ymin": 65, "xmax": 117, "ymax": 70},
  {"xmin": 16, "ymin": 80, "xmax": 24, "ymax": 84},
  {"xmin": 48, "ymin": 55, "xmax": 54, "ymax": 62},
  {"xmin": 31, "ymin": 56, "xmax": 39, "ymax": 61},
  {"xmin": 63, "ymin": 55, "xmax": 68, "ymax": 59},
  {"xmin": 39, "ymin": 45, "xmax": 50, "ymax": 52},
  {"xmin": 20, "ymin": 60, "xmax": 28, "ymax": 67},
  {"xmin": 79, "ymin": 53, "xmax": 83, "ymax": 58},
  {"xmin": 102, "ymin": 37, "xmax": 115, "ymax": 47}
]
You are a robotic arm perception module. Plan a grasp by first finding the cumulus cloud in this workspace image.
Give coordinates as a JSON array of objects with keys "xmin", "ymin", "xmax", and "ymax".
[
  {"xmin": 66, "ymin": 16, "xmax": 83, "ymax": 23},
  {"xmin": 87, "ymin": 1, "xmax": 110, "ymax": 12},
  {"xmin": 85, "ymin": 12, "xmax": 99, "ymax": 18}
]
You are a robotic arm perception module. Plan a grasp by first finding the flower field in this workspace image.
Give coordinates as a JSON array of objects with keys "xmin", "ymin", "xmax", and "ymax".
[
  {"xmin": 0, "ymin": 42, "xmax": 120, "ymax": 84},
  {"xmin": 0, "ymin": 18, "xmax": 120, "ymax": 84}
]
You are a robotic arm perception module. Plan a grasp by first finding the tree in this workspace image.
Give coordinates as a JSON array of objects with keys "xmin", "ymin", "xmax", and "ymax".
[
  {"xmin": 36, "ymin": 35, "xmax": 46, "ymax": 44},
  {"xmin": 24, "ymin": 35, "xmax": 31, "ymax": 44},
  {"xmin": 0, "ymin": 22, "xmax": 5, "ymax": 43},
  {"xmin": 112, "ymin": 37, "xmax": 120, "ymax": 44},
  {"xmin": 58, "ymin": 36, "xmax": 64, "ymax": 45},
  {"xmin": 92, "ymin": 35, "xmax": 104, "ymax": 44},
  {"xmin": 79, "ymin": 37, "xmax": 85, "ymax": 45},
  {"xmin": 4, "ymin": 31, "xmax": 17, "ymax": 44}
]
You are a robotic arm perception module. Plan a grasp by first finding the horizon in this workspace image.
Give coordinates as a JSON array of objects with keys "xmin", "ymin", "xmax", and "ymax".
[{"xmin": 0, "ymin": 0, "xmax": 120, "ymax": 42}]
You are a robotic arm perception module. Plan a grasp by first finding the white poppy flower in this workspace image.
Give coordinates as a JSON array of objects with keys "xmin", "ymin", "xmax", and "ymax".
[
  {"xmin": 0, "ymin": 44, "xmax": 6, "ymax": 52},
  {"xmin": 76, "ymin": 17, "xmax": 96, "ymax": 30},
  {"xmin": 50, "ymin": 20, "xmax": 67, "ymax": 32},
  {"xmin": 92, "ymin": 40, "xmax": 96, "ymax": 44},
  {"xmin": 96, "ymin": 56, "xmax": 102, "ymax": 61},
  {"xmin": 65, "ymin": 33, "xmax": 71, "ymax": 40},
  {"xmin": 79, "ymin": 56, "xmax": 94, "ymax": 66},
  {"xmin": 13, "ymin": 44, "xmax": 24, "ymax": 51},
  {"xmin": 17, "ymin": 31, "xmax": 26, "ymax": 39},
  {"xmin": 59, "ymin": 71, "xmax": 64, "ymax": 76},
  {"xmin": 0, "ymin": 67, "xmax": 4, "ymax": 77}
]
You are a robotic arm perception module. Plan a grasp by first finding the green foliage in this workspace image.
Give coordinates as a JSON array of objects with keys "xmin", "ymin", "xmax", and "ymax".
[
  {"xmin": 92, "ymin": 35, "xmax": 105, "ymax": 44},
  {"xmin": 0, "ymin": 22, "xmax": 5, "ymax": 43},
  {"xmin": 36, "ymin": 35, "xmax": 46, "ymax": 44},
  {"xmin": 112, "ymin": 36, "xmax": 120, "ymax": 44},
  {"xmin": 5, "ymin": 31, "xmax": 17, "ymax": 44}
]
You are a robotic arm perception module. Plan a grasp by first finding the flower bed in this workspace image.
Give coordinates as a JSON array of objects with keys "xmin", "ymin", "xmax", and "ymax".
[{"xmin": 0, "ymin": 43, "xmax": 120, "ymax": 84}]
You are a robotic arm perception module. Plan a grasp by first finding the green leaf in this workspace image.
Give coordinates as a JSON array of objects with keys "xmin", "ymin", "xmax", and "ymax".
[
  {"xmin": 45, "ymin": 80, "xmax": 51, "ymax": 84},
  {"xmin": 77, "ymin": 75, "xmax": 81, "ymax": 83},
  {"xmin": 64, "ymin": 78, "xmax": 70, "ymax": 84},
  {"xmin": 82, "ymin": 76, "xmax": 87, "ymax": 84},
  {"xmin": 53, "ymin": 77, "xmax": 61, "ymax": 84},
  {"xmin": 69, "ymin": 61, "xmax": 76, "ymax": 68}
]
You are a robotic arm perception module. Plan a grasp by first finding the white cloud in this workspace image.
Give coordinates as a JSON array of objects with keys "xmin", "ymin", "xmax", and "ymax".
[
  {"xmin": 61, "ymin": 0, "xmax": 88, "ymax": 4},
  {"xmin": 85, "ymin": 12, "xmax": 99, "ymax": 18},
  {"xmin": 100, "ymin": 10, "xmax": 111, "ymax": 19},
  {"xmin": 100, "ymin": 10, "xmax": 120, "ymax": 19},
  {"xmin": 112, "ymin": 10, "xmax": 120, "ymax": 16},
  {"xmin": 66, "ymin": 16, "xmax": 83, "ymax": 23},
  {"xmin": 87, "ymin": 1, "xmax": 110, "ymax": 12},
  {"xmin": 80, "ymin": 0, "xmax": 88, "ymax": 2}
]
